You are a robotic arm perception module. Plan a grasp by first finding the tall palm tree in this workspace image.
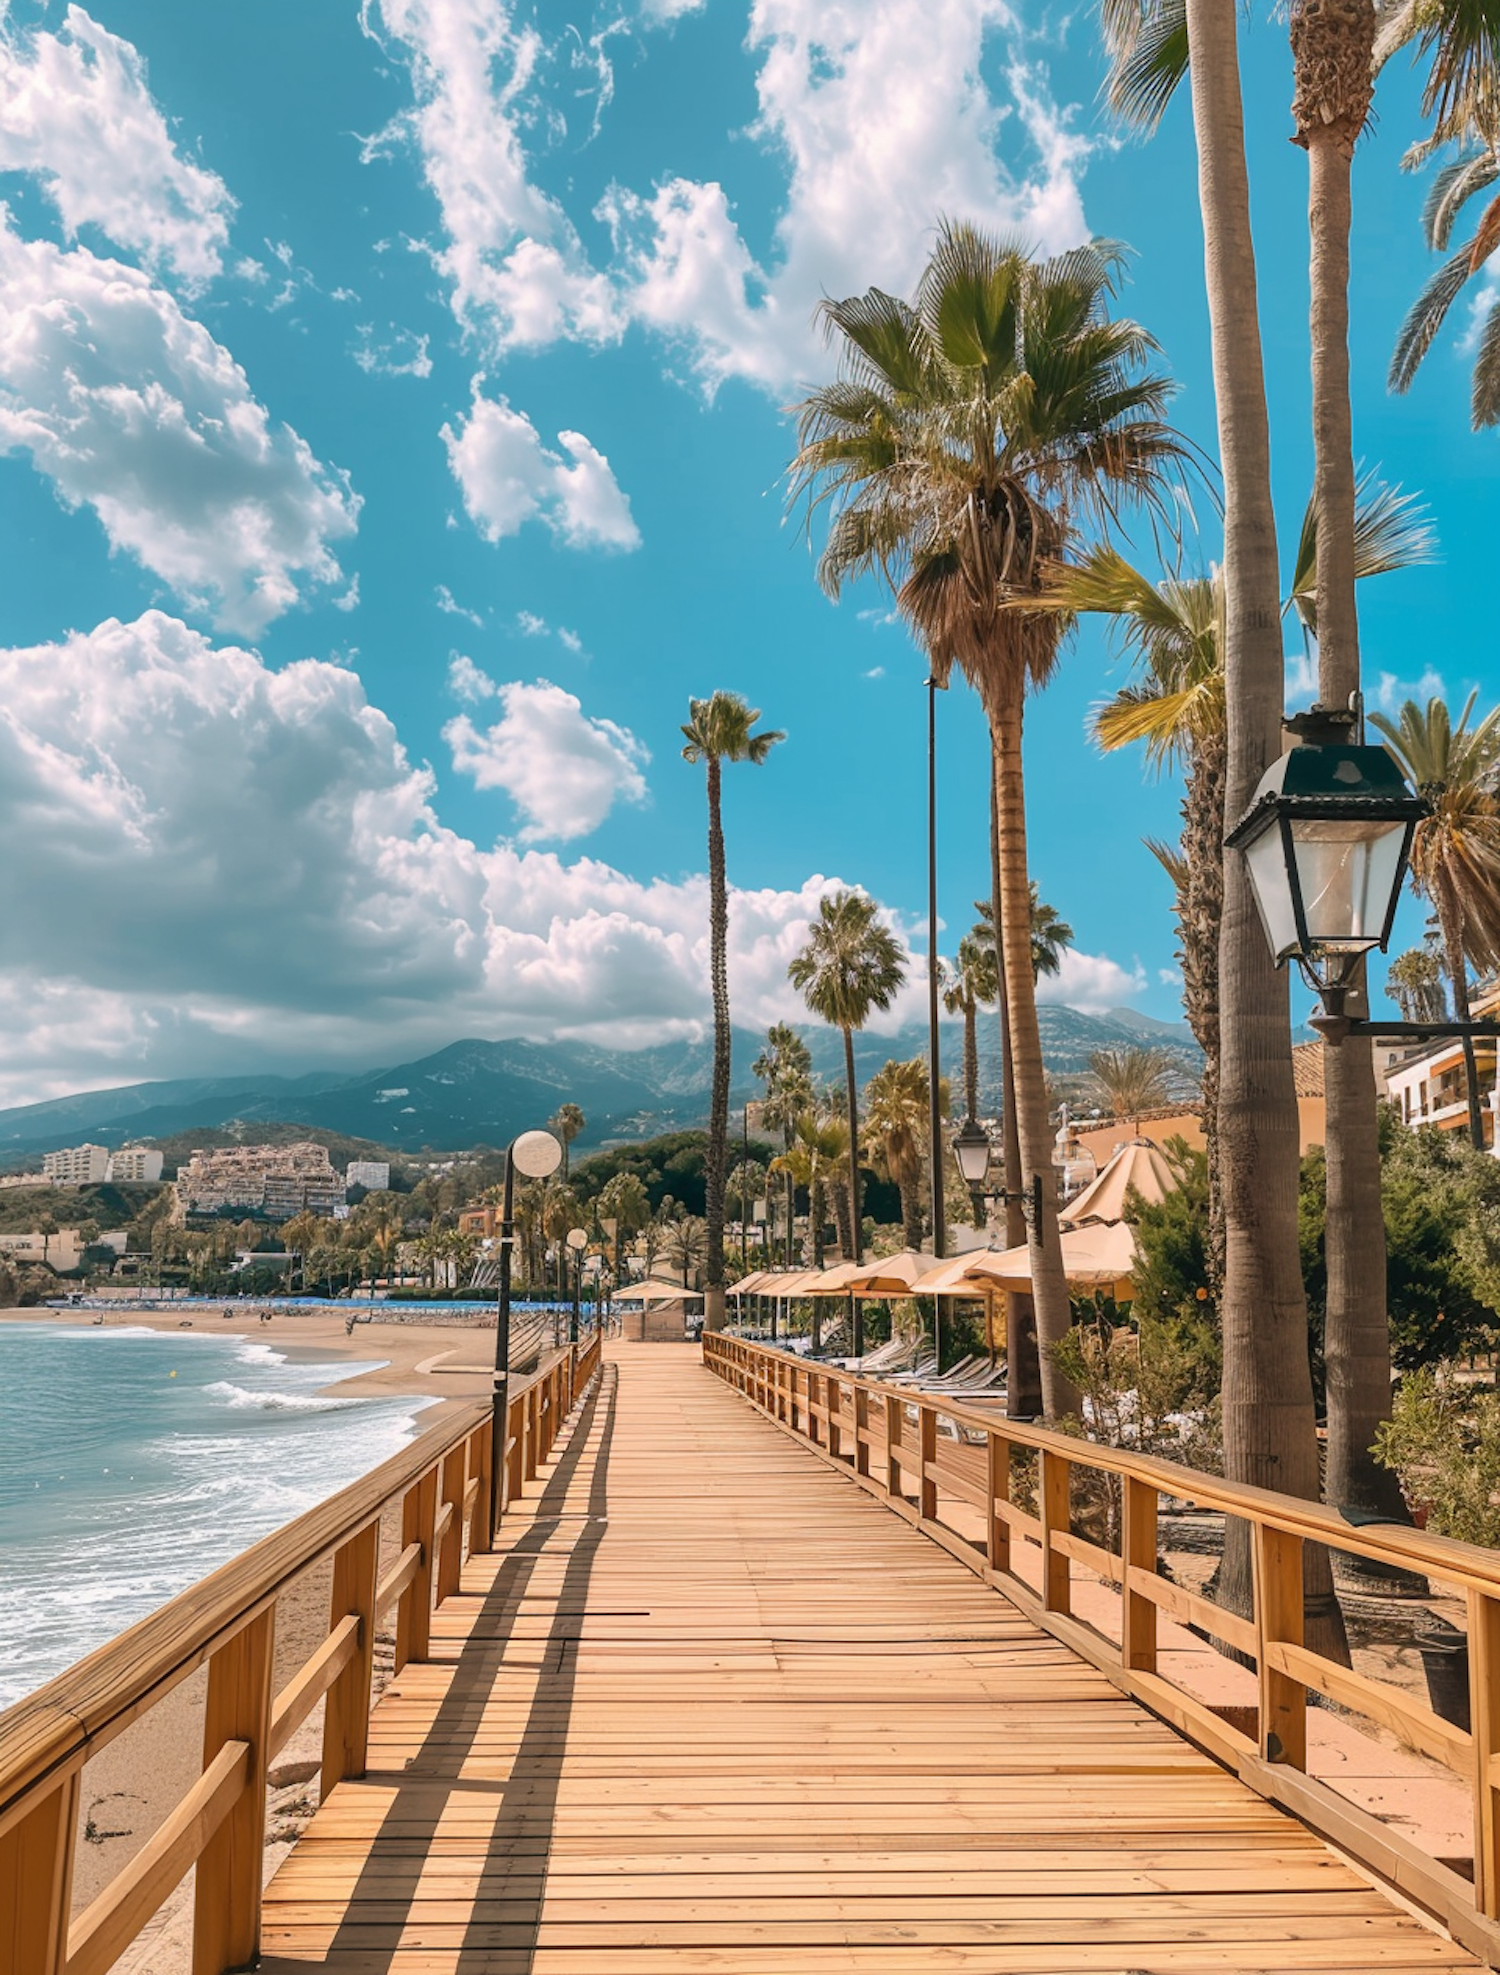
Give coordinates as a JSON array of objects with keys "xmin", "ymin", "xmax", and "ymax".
[
  {"xmin": 662, "ymin": 1214, "xmax": 709, "ymax": 1289},
  {"xmin": 753, "ymin": 1023, "xmax": 814, "ymax": 1265},
  {"xmin": 788, "ymin": 225, "xmax": 1188, "ymax": 1419},
  {"xmin": 862, "ymin": 1057, "xmax": 943, "ymax": 1251},
  {"xmin": 1386, "ymin": 945, "xmax": 1448, "ymax": 1022},
  {"xmin": 682, "ymin": 693, "xmax": 785, "ymax": 1331},
  {"xmin": 548, "ymin": 1104, "xmax": 586, "ymax": 1178},
  {"xmin": 1099, "ymin": 0, "xmax": 1342, "ymax": 1643},
  {"xmin": 973, "ymin": 885, "xmax": 1075, "ymax": 988},
  {"xmin": 941, "ymin": 933, "xmax": 999, "ymax": 1126},
  {"xmin": 597, "ymin": 1171, "xmax": 651, "ymax": 1278},
  {"xmin": 1371, "ymin": 692, "xmax": 1500, "ymax": 1149},
  {"xmin": 788, "ymin": 890, "xmax": 907, "ymax": 1264}
]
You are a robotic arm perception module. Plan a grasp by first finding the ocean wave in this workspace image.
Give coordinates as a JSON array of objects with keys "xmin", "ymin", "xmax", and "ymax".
[
  {"xmin": 232, "ymin": 1343, "xmax": 287, "ymax": 1368},
  {"xmin": 200, "ymin": 1380, "xmax": 362, "ymax": 1413}
]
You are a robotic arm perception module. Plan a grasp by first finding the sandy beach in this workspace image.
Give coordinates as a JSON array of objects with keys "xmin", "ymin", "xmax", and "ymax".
[{"xmin": 0, "ymin": 1304, "xmax": 506, "ymax": 1973}]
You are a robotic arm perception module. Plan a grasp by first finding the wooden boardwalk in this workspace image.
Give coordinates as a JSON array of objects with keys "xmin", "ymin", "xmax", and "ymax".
[{"xmin": 258, "ymin": 1345, "xmax": 1478, "ymax": 1973}]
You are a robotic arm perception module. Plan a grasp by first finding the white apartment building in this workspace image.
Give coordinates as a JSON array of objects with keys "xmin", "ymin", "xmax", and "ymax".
[
  {"xmin": 42, "ymin": 1143, "xmax": 111, "ymax": 1186},
  {"xmin": 0, "ymin": 1228, "xmax": 85, "ymax": 1270},
  {"xmin": 107, "ymin": 1146, "xmax": 164, "ymax": 1183},
  {"xmin": 176, "ymin": 1142, "xmax": 345, "ymax": 1219},
  {"xmin": 345, "ymin": 1160, "xmax": 391, "ymax": 1192}
]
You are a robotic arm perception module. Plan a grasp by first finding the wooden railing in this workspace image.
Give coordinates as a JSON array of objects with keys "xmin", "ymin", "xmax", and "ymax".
[
  {"xmin": 706, "ymin": 1332, "xmax": 1500, "ymax": 1968},
  {"xmin": 0, "ymin": 1328, "xmax": 602, "ymax": 1975}
]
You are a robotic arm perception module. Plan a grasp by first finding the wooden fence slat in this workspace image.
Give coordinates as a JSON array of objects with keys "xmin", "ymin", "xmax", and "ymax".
[
  {"xmin": 0, "ymin": 1770, "xmax": 77, "ymax": 1975},
  {"xmin": 320, "ymin": 1521, "xmax": 379, "ymax": 1796},
  {"xmin": 396, "ymin": 1467, "xmax": 438, "ymax": 1672},
  {"xmin": 192, "ymin": 1606, "xmax": 274, "ymax": 1975}
]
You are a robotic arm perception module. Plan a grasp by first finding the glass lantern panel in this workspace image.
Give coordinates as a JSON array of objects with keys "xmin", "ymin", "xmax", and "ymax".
[
  {"xmin": 1243, "ymin": 824, "xmax": 1303, "ymax": 962},
  {"xmin": 1289, "ymin": 817, "xmax": 1408, "ymax": 952}
]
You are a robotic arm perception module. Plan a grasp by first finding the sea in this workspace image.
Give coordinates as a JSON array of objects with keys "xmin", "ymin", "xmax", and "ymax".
[{"xmin": 0, "ymin": 1322, "xmax": 433, "ymax": 1710}]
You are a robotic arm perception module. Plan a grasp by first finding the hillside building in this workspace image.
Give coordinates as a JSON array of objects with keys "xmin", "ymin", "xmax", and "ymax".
[
  {"xmin": 0, "ymin": 1228, "xmax": 85, "ymax": 1270},
  {"xmin": 41, "ymin": 1143, "xmax": 111, "ymax": 1186},
  {"xmin": 176, "ymin": 1142, "xmax": 345, "ymax": 1219},
  {"xmin": 107, "ymin": 1146, "xmax": 165, "ymax": 1183},
  {"xmin": 345, "ymin": 1160, "xmax": 390, "ymax": 1192}
]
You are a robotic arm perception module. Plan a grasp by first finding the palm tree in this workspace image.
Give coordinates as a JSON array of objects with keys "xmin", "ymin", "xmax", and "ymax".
[
  {"xmin": 548, "ymin": 1104, "xmax": 586, "ymax": 1178},
  {"xmin": 662, "ymin": 1213, "xmax": 708, "ymax": 1289},
  {"xmin": 778, "ymin": 1107, "xmax": 849, "ymax": 1268},
  {"xmin": 789, "ymin": 225, "xmax": 1188, "ymax": 1418},
  {"xmin": 862, "ymin": 1058, "xmax": 941, "ymax": 1251},
  {"xmin": 1378, "ymin": 0, "xmax": 1500, "ymax": 424},
  {"xmin": 941, "ymin": 933, "xmax": 999, "ymax": 1126},
  {"xmin": 753, "ymin": 1023, "xmax": 814, "ymax": 1265},
  {"xmin": 682, "ymin": 693, "xmax": 786, "ymax": 1332},
  {"xmin": 788, "ymin": 891, "xmax": 907, "ymax": 1264},
  {"xmin": 1386, "ymin": 945, "xmax": 1448, "ymax": 1023},
  {"xmin": 597, "ymin": 1171, "xmax": 651, "ymax": 1278},
  {"xmin": 1371, "ymin": 692, "xmax": 1500, "ymax": 1149},
  {"xmin": 1088, "ymin": 1046, "xmax": 1179, "ymax": 1128}
]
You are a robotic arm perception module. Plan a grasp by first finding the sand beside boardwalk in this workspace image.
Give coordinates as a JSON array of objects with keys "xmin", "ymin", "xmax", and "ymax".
[{"xmin": 0, "ymin": 1305, "xmax": 506, "ymax": 1972}]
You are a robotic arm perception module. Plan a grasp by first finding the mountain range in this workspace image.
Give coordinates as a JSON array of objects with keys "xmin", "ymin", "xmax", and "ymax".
[{"xmin": 0, "ymin": 1007, "xmax": 1201, "ymax": 1163}]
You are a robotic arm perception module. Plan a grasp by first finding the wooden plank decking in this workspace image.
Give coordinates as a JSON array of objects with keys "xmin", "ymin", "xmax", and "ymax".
[{"xmin": 258, "ymin": 1345, "xmax": 1479, "ymax": 1973}]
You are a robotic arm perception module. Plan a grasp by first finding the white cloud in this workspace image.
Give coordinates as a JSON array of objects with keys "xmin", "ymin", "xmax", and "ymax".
[
  {"xmin": 1037, "ymin": 948, "xmax": 1148, "ymax": 1014},
  {"xmin": 517, "ymin": 609, "xmax": 548, "ymax": 636},
  {"xmin": 602, "ymin": 0, "xmax": 1092, "ymax": 392},
  {"xmin": 442, "ymin": 380, "xmax": 640, "ymax": 551},
  {"xmin": 353, "ymin": 324, "xmax": 433, "ymax": 377},
  {"xmin": 0, "ymin": 612, "xmax": 938, "ymax": 1098},
  {"xmin": 0, "ymin": 6, "xmax": 234, "ymax": 285},
  {"xmin": 864, "ymin": 666, "xmax": 885, "ymax": 680},
  {"xmin": 358, "ymin": 0, "xmax": 622, "ymax": 352},
  {"xmin": 447, "ymin": 653, "xmax": 496, "ymax": 701},
  {"xmin": 0, "ymin": 219, "xmax": 359, "ymax": 632},
  {"xmin": 436, "ymin": 583, "xmax": 484, "ymax": 625},
  {"xmin": 444, "ymin": 678, "xmax": 649, "ymax": 840},
  {"xmin": 1372, "ymin": 664, "xmax": 1446, "ymax": 712}
]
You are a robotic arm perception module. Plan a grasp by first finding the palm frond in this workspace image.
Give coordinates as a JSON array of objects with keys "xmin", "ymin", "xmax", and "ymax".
[
  {"xmin": 1389, "ymin": 245, "xmax": 1478, "ymax": 391},
  {"xmin": 1285, "ymin": 470, "xmax": 1438, "ymax": 630},
  {"xmin": 1104, "ymin": 0, "xmax": 1190, "ymax": 131},
  {"xmin": 1473, "ymin": 290, "xmax": 1500, "ymax": 424},
  {"xmin": 1423, "ymin": 147, "xmax": 1499, "ymax": 249}
]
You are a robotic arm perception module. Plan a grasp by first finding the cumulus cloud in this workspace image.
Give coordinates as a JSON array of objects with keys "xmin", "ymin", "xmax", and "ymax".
[
  {"xmin": 442, "ymin": 380, "xmax": 640, "ymax": 550},
  {"xmin": 352, "ymin": 324, "xmax": 433, "ymax": 377},
  {"xmin": 444, "ymin": 678, "xmax": 649, "ymax": 840},
  {"xmin": 447, "ymin": 653, "xmax": 497, "ymax": 701},
  {"xmin": 436, "ymin": 583, "xmax": 484, "ymax": 624},
  {"xmin": 611, "ymin": 0, "xmax": 1089, "ymax": 392},
  {"xmin": 0, "ymin": 220, "xmax": 359, "ymax": 632},
  {"xmin": 1036, "ymin": 948, "xmax": 1148, "ymax": 1015},
  {"xmin": 1372, "ymin": 664, "xmax": 1446, "ymax": 712},
  {"xmin": 0, "ymin": 612, "xmax": 950, "ymax": 1096},
  {"xmin": 358, "ymin": 0, "xmax": 621, "ymax": 352},
  {"xmin": 0, "ymin": 5, "xmax": 234, "ymax": 285}
]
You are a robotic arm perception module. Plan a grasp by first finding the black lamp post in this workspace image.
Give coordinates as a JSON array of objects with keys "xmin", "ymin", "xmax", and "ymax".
[
  {"xmin": 952, "ymin": 1116, "xmax": 1045, "ymax": 1230},
  {"xmin": 566, "ymin": 1225, "xmax": 587, "ymax": 1344},
  {"xmin": 1228, "ymin": 705, "xmax": 1498, "ymax": 1143},
  {"xmin": 926, "ymin": 674, "xmax": 947, "ymax": 1259},
  {"xmin": 489, "ymin": 1127, "xmax": 562, "ymax": 1538}
]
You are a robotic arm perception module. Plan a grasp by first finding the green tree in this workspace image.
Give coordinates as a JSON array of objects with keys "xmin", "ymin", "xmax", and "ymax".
[
  {"xmin": 1386, "ymin": 945, "xmax": 1448, "ymax": 1023},
  {"xmin": 681, "ymin": 693, "xmax": 785, "ymax": 1330},
  {"xmin": 752, "ymin": 1022, "xmax": 815, "ymax": 1265},
  {"xmin": 548, "ymin": 1103, "xmax": 586, "ymax": 1178},
  {"xmin": 788, "ymin": 224, "xmax": 1188, "ymax": 1418},
  {"xmin": 598, "ymin": 1171, "xmax": 650, "ymax": 1277},
  {"xmin": 941, "ymin": 932, "xmax": 999, "ymax": 1129},
  {"xmin": 662, "ymin": 1212, "xmax": 709, "ymax": 1288},
  {"xmin": 788, "ymin": 891, "xmax": 906, "ymax": 1264},
  {"xmin": 861, "ymin": 1057, "xmax": 942, "ymax": 1252},
  {"xmin": 1088, "ymin": 1046, "xmax": 1180, "ymax": 1126}
]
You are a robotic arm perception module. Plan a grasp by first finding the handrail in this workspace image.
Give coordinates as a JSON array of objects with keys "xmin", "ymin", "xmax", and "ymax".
[
  {"xmin": 704, "ymin": 1332, "xmax": 1500, "ymax": 1969},
  {"xmin": 0, "ymin": 1324, "xmax": 603, "ymax": 1975}
]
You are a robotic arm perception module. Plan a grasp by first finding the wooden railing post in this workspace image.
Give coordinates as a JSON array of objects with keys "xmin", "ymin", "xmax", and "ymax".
[
  {"xmin": 918, "ymin": 1404, "xmax": 938, "ymax": 1521},
  {"xmin": 884, "ymin": 1393, "xmax": 902, "ymax": 1500},
  {"xmin": 505, "ymin": 1386, "xmax": 525, "ymax": 1507},
  {"xmin": 1121, "ymin": 1474, "xmax": 1158, "ymax": 1674},
  {"xmin": 437, "ymin": 1446, "xmax": 466, "ymax": 1601},
  {"xmin": 1253, "ymin": 1524, "xmax": 1307, "ymax": 1769},
  {"xmin": 1039, "ymin": 1448, "xmax": 1071, "ymax": 1614},
  {"xmin": 396, "ymin": 1466, "xmax": 439, "ymax": 1671},
  {"xmin": 468, "ymin": 1424, "xmax": 493, "ymax": 1556},
  {"xmin": 320, "ymin": 1519, "xmax": 380, "ymax": 1795},
  {"xmin": 192, "ymin": 1607, "xmax": 274, "ymax": 1975},
  {"xmin": 986, "ymin": 1432, "xmax": 1010, "ymax": 1575},
  {"xmin": 0, "ymin": 1770, "xmax": 78, "ymax": 1975},
  {"xmin": 1471, "ymin": 1589, "xmax": 1500, "ymax": 1918}
]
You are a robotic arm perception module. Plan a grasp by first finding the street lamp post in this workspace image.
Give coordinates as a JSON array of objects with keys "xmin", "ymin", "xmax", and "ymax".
[
  {"xmin": 952, "ymin": 1116, "xmax": 1045, "ymax": 1231},
  {"xmin": 1227, "ymin": 705, "xmax": 1499, "ymax": 1146},
  {"xmin": 489, "ymin": 1127, "xmax": 563, "ymax": 1539},
  {"xmin": 927, "ymin": 674, "xmax": 947, "ymax": 1259},
  {"xmin": 566, "ymin": 1225, "xmax": 587, "ymax": 1344}
]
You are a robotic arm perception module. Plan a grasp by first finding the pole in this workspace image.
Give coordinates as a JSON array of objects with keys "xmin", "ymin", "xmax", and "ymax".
[
  {"xmin": 742, "ymin": 1103, "xmax": 750, "ymax": 1273},
  {"xmin": 488, "ymin": 1144, "xmax": 516, "ymax": 1539},
  {"xmin": 570, "ymin": 1246, "xmax": 580, "ymax": 1345},
  {"xmin": 927, "ymin": 675, "xmax": 946, "ymax": 1259}
]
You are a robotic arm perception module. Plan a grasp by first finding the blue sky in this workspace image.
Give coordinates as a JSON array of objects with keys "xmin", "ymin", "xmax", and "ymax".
[{"xmin": 0, "ymin": 0, "xmax": 1485, "ymax": 1105}]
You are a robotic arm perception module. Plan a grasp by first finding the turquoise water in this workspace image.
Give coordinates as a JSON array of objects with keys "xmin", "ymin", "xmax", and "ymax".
[{"xmin": 0, "ymin": 1323, "xmax": 432, "ymax": 1709}]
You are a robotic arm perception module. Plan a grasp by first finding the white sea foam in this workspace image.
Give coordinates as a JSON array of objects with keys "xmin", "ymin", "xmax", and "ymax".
[
  {"xmin": 232, "ymin": 1342, "xmax": 287, "ymax": 1368},
  {"xmin": 201, "ymin": 1380, "xmax": 363, "ymax": 1413}
]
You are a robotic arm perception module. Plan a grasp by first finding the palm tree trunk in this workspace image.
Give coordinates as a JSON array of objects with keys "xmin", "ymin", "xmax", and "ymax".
[
  {"xmin": 991, "ymin": 713, "xmax": 1076, "ymax": 1420},
  {"xmin": 843, "ymin": 1026, "xmax": 863, "ymax": 1263},
  {"xmin": 1186, "ymin": 0, "xmax": 1348, "ymax": 1666},
  {"xmin": 900, "ymin": 1172, "xmax": 923, "ymax": 1251},
  {"xmin": 704, "ymin": 754, "xmax": 730, "ymax": 1331},
  {"xmin": 991, "ymin": 754, "xmax": 1042, "ymax": 1414},
  {"xmin": 1304, "ymin": 107, "xmax": 1411, "ymax": 1538},
  {"xmin": 1181, "ymin": 737, "xmax": 1226, "ymax": 1292}
]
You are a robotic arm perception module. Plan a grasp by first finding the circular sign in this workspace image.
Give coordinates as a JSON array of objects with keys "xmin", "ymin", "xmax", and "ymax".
[
  {"xmin": 510, "ymin": 1128, "xmax": 563, "ymax": 1179},
  {"xmin": 565, "ymin": 1226, "xmax": 589, "ymax": 1251}
]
